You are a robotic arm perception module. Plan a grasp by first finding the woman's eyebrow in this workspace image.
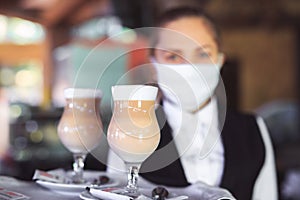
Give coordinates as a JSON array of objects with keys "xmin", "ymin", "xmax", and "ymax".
[
  {"xmin": 161, "ymin": 49, "xmax": 182, "ymax": 54},
  {"xmin": 195, "ymin": 45, "xmax": 212, "ymax": 51}
]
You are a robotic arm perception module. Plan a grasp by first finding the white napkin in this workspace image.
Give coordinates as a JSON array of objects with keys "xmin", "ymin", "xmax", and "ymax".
[
  {"xmin": 138, "ymin": 175, "xmax": 236, "ymax": 200},
  {"xmin": 172, "ymin": 182, "xmax": 236, "ymax": 200},
  {"xmin": 88, "ymin": 188, "xmax": 134, "ymax": 200}
]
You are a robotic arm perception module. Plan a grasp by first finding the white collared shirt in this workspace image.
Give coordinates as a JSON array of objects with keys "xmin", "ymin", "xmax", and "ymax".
[
  {"xmin": 163, "ymin": 98, "xmax": 224, "ymax": 186},
  {"xmin": 163, "ymin": 98, "xmax": 278, "ymax": 199}
]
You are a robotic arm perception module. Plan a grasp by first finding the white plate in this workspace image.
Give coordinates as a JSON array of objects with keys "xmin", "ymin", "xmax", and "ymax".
[
  {"xmin": 80, "ymin": 191, "xmax": 100, "ymax": 200},
  {"xmin": 79, "ymin": 188, "xmax": 184, "ymax": 200},
  {"xmin": 35, "ymin": 170, "xmax": 118, "ymax": 194},
  {"xmin": 80, "ymin": 190, "xmax": 152, "ymax": 200}
]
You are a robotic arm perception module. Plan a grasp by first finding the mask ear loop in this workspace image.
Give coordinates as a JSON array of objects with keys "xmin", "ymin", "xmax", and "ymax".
[{"xmin": 217, "ymin": 53, "xmax": 225, "ymax": 68}]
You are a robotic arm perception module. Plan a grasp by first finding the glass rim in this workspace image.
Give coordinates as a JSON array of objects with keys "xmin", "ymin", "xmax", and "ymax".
[
  {"xmin": 112, "ymin": 84, "xmax": 158, "ymax": 101},
  {"xmin": 64, "ymin": 88, "xmax": 103, "ymax": 99}
]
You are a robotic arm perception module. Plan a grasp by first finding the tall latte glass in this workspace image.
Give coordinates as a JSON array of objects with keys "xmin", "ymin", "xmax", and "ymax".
[
  {"xmin": 107, "ymin": 85, "xmax": 160, "ymax": 197},
  {"xmin": 57, "ymin": 88, "xmax": 103, "ymax": 183}
]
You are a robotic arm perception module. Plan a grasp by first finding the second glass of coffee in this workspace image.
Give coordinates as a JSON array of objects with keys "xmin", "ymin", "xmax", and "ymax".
[{"xmin": 57, "ymin": 88, "xmax": 103, "ymax": 183}]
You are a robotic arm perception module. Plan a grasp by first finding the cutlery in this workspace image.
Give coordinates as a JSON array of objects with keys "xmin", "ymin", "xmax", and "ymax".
[{"xmin": 152, "ymin": 187, "xmax": 188, "ymax": 200}]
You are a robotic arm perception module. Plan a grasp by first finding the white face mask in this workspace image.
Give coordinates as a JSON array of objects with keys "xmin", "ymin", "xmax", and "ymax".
[{"xmin": 153, "ymin": 55, "xmax": 223, "ymax": 112}]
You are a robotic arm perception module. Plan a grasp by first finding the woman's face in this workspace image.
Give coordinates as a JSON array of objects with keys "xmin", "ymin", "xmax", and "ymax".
[{"xmin": 154, "ymin": 16, "xmax": 219, "ymax": 64}]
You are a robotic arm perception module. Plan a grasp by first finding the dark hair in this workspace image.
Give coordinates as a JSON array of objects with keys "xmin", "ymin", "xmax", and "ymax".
[{"xmin": 152, "ymin": 6, "xmax": 221, "ymax": 49}]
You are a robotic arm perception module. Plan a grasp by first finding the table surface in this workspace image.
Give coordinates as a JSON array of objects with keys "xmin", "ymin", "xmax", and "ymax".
[{"xmin": 0, "ymin": 170, "xmax": 235, "ymax": 200}]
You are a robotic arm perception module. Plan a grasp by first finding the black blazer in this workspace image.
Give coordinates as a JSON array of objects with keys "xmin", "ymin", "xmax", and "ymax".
[{"xmin": 140, "ymin": 108, "xmax": 265, "ymax": 200}]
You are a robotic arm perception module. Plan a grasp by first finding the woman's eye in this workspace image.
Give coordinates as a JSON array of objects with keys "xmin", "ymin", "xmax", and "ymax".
[
  {"xmin": 198, "ymin": 52, "xmax": 210, "ymax": 58},
  {"xmin": 195, "ymin": 52, "xmax": 213, "ymax": 63},
  {"xmin": 167, "ymin": 54, "xmax": 179, "ymax": 60},
  {"xmin": 164, "ymin": 53, "xmax": 183, "ymax": 63}
]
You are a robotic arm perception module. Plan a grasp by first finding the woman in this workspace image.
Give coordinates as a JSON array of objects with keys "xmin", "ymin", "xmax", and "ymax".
[{"xmin": 108, "ymin": 7, "xmax": 278, "ymax": 200}]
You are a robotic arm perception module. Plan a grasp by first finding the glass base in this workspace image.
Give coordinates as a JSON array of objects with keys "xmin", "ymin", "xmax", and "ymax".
[
  {"xmin": 63, "ymin": 171, "xmax": 87, "ymax": 184},
  {"xmin": 72, "ymin": 153, "xmax": 87, "ymax": 184},
  {"xmin": 71, "ymin": 175, "xmax": 87, "ymax": 184},
  {"xmin": 112, "ymin": 186, "xmax": 141, "ymax": 198}
]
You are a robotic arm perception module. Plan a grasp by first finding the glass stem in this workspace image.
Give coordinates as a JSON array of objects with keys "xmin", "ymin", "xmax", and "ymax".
[
  {"xmin": 125, "ymin": 163, "xmax": 140, "ymax": 193},
  {"xmin": 72, "ymin": 153, "xmax": 86, "ymax": 183}
]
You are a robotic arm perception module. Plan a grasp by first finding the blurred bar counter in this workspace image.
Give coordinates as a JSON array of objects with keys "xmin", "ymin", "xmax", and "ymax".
[{"xmin": 0, "ymin": 103, "xmax": 73, "ymax": 180}]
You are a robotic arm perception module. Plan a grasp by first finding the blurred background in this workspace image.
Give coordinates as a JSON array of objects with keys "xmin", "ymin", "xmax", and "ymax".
[{"xmin": 0, "ymin": 0, "xmax": 300, "ymax": 199}]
